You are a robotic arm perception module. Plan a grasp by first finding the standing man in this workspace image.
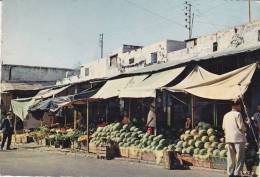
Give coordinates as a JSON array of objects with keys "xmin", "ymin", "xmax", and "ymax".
[
  {"xmin": 252, "ymin": 102, "xmax": 260, "ymax": 141},
  {"xmin": 1, "ymin": 111, "xmax": 14, "ymax": 150},
  {"xmin": 146, "ymin": 102, "xmax": 156, "ymax": 135},
  {"xmin": 222, "ymin": 101, "xmax": 246, "ymax": 177}
]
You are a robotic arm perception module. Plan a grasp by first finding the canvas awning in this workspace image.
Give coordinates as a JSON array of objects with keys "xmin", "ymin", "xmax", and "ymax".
[
  {"xmin": 91, "ymin": 75, "xmax": 148, "ymax": 99},
  {"xmin": 11, "ymin": 85, "xmax": 71, "ymax": 120},
  {"xmin": 11, "ymin": 98, "xmax": 40, "ymax": 121},
  {"xmin": 166, "ymin": 63, "xmax": 257, "ymax": 100},
  {"xmin": 119, "ymin": 66, "xmax": 185, "ymax": 98}
]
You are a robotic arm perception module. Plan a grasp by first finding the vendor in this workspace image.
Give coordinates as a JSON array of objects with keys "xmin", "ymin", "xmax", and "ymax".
[
  {"xmin": 184, "ymin": 114, "xmax": 192, "ymax": 130},
  {"xmin": 121, "ymin": 111, "xmax": 130, "ymax": 124},
  {"xmin": 146, "ymin": 102, "xmax": 156, "ymax": 135}
]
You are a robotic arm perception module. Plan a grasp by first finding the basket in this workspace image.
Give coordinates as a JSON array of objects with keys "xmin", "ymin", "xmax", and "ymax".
[{"xmin": 210, "ymin": 157, "xmax": 227, "ymax": 170}]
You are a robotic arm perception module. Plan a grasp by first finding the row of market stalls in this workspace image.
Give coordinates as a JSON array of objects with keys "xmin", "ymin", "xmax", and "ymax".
[
  {"xmin": 11, "ymin": 63, "xmax": 257, "ymax": 131},
  {"xmin": 8, "ymin": 59, "xmax": 260, "ymax": 172}
]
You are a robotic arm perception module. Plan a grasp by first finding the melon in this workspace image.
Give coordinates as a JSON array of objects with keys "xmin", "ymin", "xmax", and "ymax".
[
  {"xmin": 191, "ymin": 129, "xmax": 198, "ymax": 136},
  {"xmin": 207, "ymin": 128, "xmax": 215, "ymax": 136},
  {"xmin": 199, "ymin": 149, "xmax": 207, "ymax": 155},
  {"xmin": 218, "ymin": 143, "xmax": 225, "ymax": 150},
  {"xmin": 195, "ymin": 141, "xmax": 204, "ymax": 148},
  {"xmin": 220, "ymin": 150, "xmax": 227, "ymax": 157},
  {"xmin": 188, "ymin": 139, "xmax": 196, "ymax": 146},
  {"xmin": 213, "ymin": 149, "xmax": 220, "ymax": 157},
  {"xmin": 193, "ymin": 135, "xmax": 201, "ymax": 141},
  {"xmin": 204, "ymin": 142, "xmax": 211, "ymax": 149},
  {"xmin": 182, "ymin": 141, "xmax": 188, "ymax": 148},
  {"xmin": 185, "ymin": 130, "xmax": 191, "ymax": 135},
  {"xmin": 209, "ymin": 135, "xmax": 217, "ymax": 142},
  {"xmin": 201, "ymin": 136, "xmax": 209, "ymax": 142},
  {"xmin": 199, "ymin": 130, "xmax": 207, "ymax": 136}
]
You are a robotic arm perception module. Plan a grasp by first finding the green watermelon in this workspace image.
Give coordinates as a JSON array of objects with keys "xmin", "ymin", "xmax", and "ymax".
[
  {"xmin": 201, "ymin": 136, "xmax": 209, "ymax": 142},
  {"xmin": 209, "ymin": 135, "xmax": 217, "ymax": 142},
  {"xmin": 213, "ymin": 149, "xmax": 220, "ymax": 157},
  {"xmin": 195, "ymin": 141, "xmax": 204, "ymax": 148}
]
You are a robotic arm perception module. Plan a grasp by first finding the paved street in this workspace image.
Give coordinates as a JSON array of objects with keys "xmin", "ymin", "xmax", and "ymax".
[{"xmin": 0, "ymin": 147, "xmax": 226, "ymax": 177}]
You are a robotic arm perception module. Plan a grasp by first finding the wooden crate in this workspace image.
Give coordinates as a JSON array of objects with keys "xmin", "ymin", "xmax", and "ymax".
[
  {"xmin": 119, "ymin": 147, "xmax": 129, "ymax": 158},
  {"xmin": 193, "ymin": 158, "xmax": 212, "ymax": 168},
  {"xmin": 141, "ymin": 151, "xmax": 156, "ymax": 162},
  {"xmin": 210, "ymin": 157, "xmax": 227, "ymax": 170},
  {"xmin": 128, "ymin": 148, "xmax": 141, "ymax": 159},
  {"xmin": 177, "ymin": 154, "xmax": 194, "ymax": 166},
  {"xmin": 89, "ymin": 143, "xmax": 97, "ymax": 154},
  {"xmin": 97, "ymin": 146, "xmax": 114, "ymax": 160}
]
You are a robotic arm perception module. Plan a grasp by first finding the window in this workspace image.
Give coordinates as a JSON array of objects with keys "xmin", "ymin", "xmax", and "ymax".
[
  {"xmin": 151, "ymin": 52, "xmax": 157, "ymax": 64},
  {"xmin": 110, "ymin": 54, "xmax": 118, "ymax": 67},
  {"xmin": 213, "ymin": 42, "xmax": 218, "ymax": 52},
  {"xmin": 85, "ymin": 68, "xmax": 89, "ymax": 76},
  {"xmin": 258, "ymin": 30, "xmax": 260, "ymax": 41},
  {"xmin": 129, "ymin": 58, "xmax": 135, "ymax": 64}
]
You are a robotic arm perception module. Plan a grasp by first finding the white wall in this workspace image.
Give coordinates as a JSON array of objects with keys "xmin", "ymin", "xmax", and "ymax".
[{"xmin": 168, "ymin": 20, "xmax": 260, "ymax": 61}]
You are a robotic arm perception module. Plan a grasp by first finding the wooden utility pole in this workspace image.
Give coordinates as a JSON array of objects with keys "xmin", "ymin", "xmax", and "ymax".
[
  {"xmin": 184, "ymin": 1, "xmax": 194, "ymax": 39},
  {"xmin": 99, "ymin": 33, "xmax": 104, "ymax": 58},
  {"xmin": 248, "ymin": 0, "xmax": 252, "ymax": 23},
  {"xmin": 86, "ymin": 101, "xmax": 89, "ymax": 153}
]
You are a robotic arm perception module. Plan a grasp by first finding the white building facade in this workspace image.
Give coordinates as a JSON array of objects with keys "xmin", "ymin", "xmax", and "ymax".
[{"xmin": 57, "ymin": 20, "xmax": 260, "ymax": 85}]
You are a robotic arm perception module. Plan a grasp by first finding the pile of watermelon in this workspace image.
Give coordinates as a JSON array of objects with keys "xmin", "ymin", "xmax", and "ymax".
[
  {"xmin": 90, "ymin": 123, "xmax": 169, "ymax": 151},
  {"xmin": 169, "ymin": 122, "xmax": 227, "ymax": 159}
]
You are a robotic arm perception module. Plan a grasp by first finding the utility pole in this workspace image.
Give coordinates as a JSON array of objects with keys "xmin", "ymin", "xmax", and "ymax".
[
  {"xmin": 184, "ymin": 1, "xmax": 194, "ymax": 39},
  {"xmin": 99, "ymin": 33, "xmax": 103, "ymax": 58},
  {"xmin": 248, "ymin": 0, "xmax": 252, "ymax": 23}
]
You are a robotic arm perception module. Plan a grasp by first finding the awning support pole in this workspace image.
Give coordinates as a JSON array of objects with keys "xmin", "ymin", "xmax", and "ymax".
[
  {"xmin": 128, "ymin": 99, "xmax": 131, "ymax": 120},
  {"xmin": 191, "ymin": 95, "xmax": 196, "ymax": 129},
  {"xmin": 74, "ymin": 110, "xmax": 77, "ymax": 129},
  {"xmin": 86, "ymin": 101, "xmax": 89, "ymax": 153},
  {"xmin": 64, "ymin": 108, "xmax": 67, "ymax": 128},
  {"xmin": 14, "ymin": 115, "xmax": 17, "ymax": 144}
]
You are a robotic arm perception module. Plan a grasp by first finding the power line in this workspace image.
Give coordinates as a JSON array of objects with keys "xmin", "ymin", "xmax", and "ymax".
[{"xmin": 124, "ymin": 0, "xmax": 185, "ymax": 29}]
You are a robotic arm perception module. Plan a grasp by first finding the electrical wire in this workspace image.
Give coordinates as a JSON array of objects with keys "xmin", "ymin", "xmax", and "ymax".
[{"xmin": 124, "ymin": 0, "xmax": 185, "ymax": 29}]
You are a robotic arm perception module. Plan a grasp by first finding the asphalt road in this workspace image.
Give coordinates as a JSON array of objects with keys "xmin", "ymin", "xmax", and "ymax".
[{"xmin": 0, "ymin": 148, "xmax": 226, "ymax": 177}]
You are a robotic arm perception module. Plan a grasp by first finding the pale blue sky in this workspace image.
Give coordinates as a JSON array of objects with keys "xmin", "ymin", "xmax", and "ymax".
[{"xmin": 2, "ymin": 0, "xmax": 260, "ymax": 68}]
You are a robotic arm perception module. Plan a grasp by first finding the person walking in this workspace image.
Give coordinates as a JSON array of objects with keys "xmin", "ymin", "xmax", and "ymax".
[
  {"xmin": 222, "ymin": 101, "xmax": 246, "ymax": 177},
  {"xmin": 1, "ymin": 111, "xmax": 14, "ymax": 150}
]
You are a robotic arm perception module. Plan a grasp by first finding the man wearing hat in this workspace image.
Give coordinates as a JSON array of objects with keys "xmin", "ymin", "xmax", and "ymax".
[
  {"xmin": 222, "ymin": 101, "xmax": 246, "ymax": 177},
  {"xmin": 0, "ymin": 111, "xmax": 14, "ymax": 150},
  {"xmin": 146, "ymin": 102, "xmax": 156, "ymax": 135}
]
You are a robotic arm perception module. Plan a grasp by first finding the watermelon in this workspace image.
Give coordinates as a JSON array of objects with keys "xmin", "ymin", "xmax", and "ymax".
[
  {"xmin": 220, "ymin": 150, "xmax": 227, "ymax": 157},
  {"xmin": 182, "ymin": 141, "xmax": 188, "ymax": 148},
  {"xmin": 156, "ymin": 144, "xmax": 164, "ymax": 151},
  {"xmin": 159, "ymin": 139, "xmax": 167, "ymax": 146},
  {"xmin": 204, "ymin": 142, "xmax": 211, "ymax": 149},
  {"xmin": 207, "ymin": 128, "xmax": 215, "ymax": 136},
  {"xmin": 195, "ymin": 141, "xmax": 204, "ymax": 148},
  {"xmin": 182, "ymin": 148, "xmax": 187, "ymax": 154},
  {"xmin": 186, "ymin": 146, "xmax": 194, "ymax": 154},
  {"xmin": 213, "ymin": 149, "xmax": 220, "ymax": 157},
  {"xmin": 176, "ymin": 141, "xmax": 184, "ymax": 148},
  {"xmin": 218, "ymin": 143, "xmax": 225, "ymax": 150},
  {"xmin": 199, "ymin": 149, "xmax": 207, "ymax": 155},
  {"xmin": 199, "ymin": 130, "xmax": 207, "ymax": 136},
  {"xmin": 193, "ymin": 148, "xmax": 200, "ymax": 155},
  {"xmin": 180, "ymin": 134, "xmax": 186, "ymax": 141},
  {"xmin": 211, "ymin": 142, "xmax": 218, "ymax": 148},
  {"xmin": 209, "ymin": 135, "xmax": 217, "ymax": 142},
  {"xmin": 184, "ymin": 135, "xmax": 193, "ymax": 141},
  {"xmin": 185, "ymin": 130, "xmax": 191, "ymax": 135},
  {"xmin": 193, "ymin": 135, "xmax": 201, "ymax": 141},
  {"xmin": 188, "ymin": 139, "xmax": 196, "ymax": 146},
  {"xmin": 201, "ymin": 136, "xmax": 209, "ymax": 142},
  {"xmin": 190, "ymin": 129, "xmax": 198, "ymax": 136}
]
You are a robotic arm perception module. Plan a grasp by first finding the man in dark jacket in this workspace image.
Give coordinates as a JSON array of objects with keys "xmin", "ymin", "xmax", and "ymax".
[{"xmin": 1, "ymin": 112, "xmax": 14, "ymax": 150}]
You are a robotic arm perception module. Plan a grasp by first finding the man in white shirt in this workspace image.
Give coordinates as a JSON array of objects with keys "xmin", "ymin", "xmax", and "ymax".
[{"xmin": 222, "ymin": 101, "xmax": 246, "ymax": 177}]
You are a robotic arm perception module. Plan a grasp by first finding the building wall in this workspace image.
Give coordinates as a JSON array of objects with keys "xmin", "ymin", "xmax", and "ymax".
[
  {"xmin": 1, "ymin": 64, "xmax": 77, "ymax": 82},
  {"xmin": 74, "ymin": 40, "xmax": 185, "ymax": 82},
  {"xmin": 168, "ymin": 20, "xmax": 260, "ymax": 61}
]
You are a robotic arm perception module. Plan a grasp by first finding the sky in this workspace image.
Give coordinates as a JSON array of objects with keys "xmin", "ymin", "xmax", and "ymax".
[{"xmin": 1, "ymin": 0, "xmax": 260, "ymax": 69}]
